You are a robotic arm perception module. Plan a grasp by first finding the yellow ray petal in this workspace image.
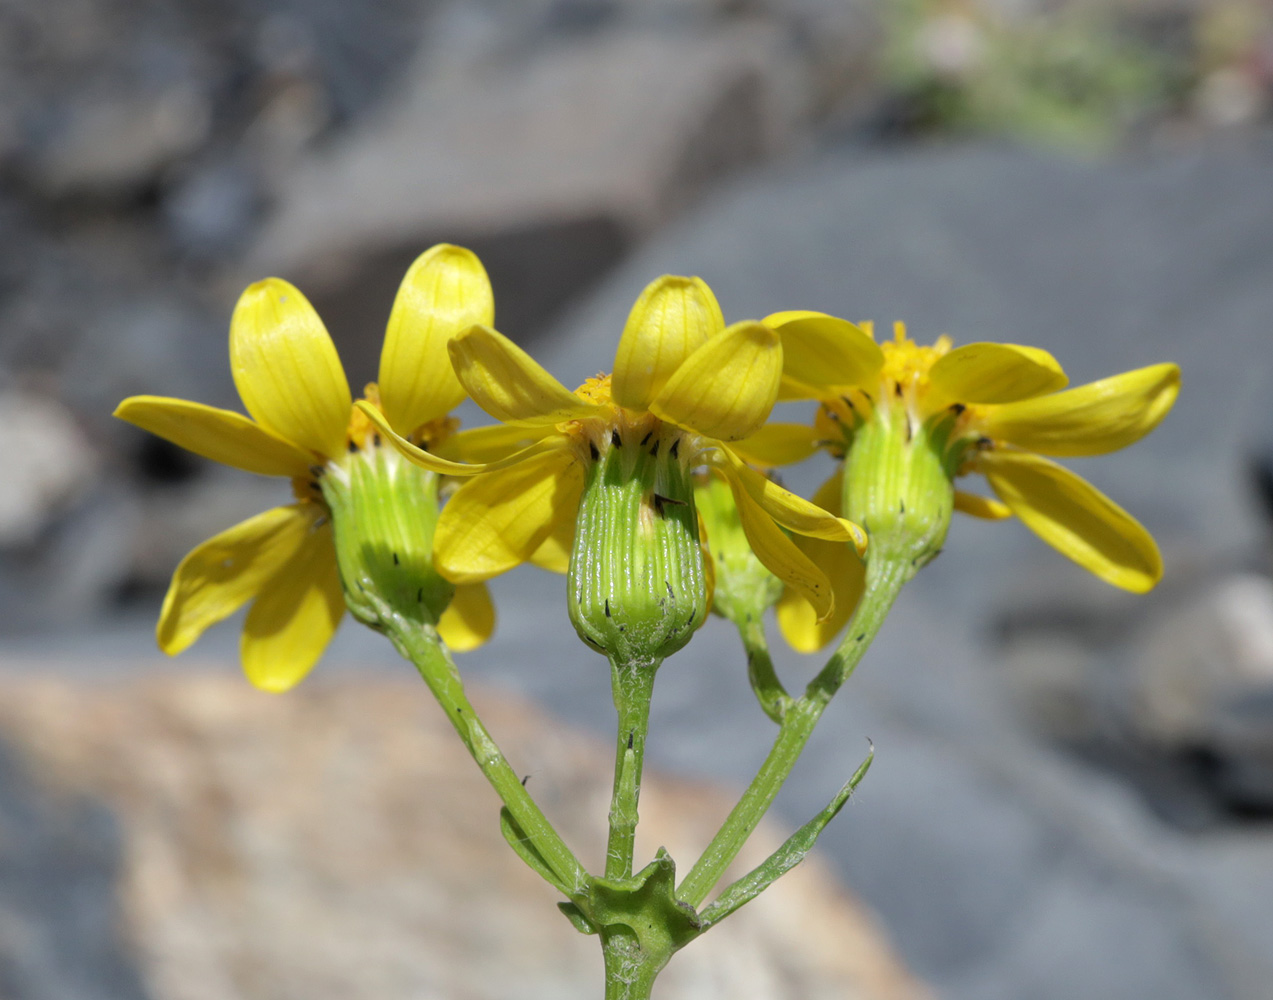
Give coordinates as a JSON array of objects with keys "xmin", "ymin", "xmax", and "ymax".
[
  {"xmin": 379, "ymin": 244, "xmax": 495, "ymax": 435},
  {"xmin": 952, "ymin": 490, "xmax": 1012, "ymax": 520},
  {"xmin": 730, "ymin": 422, "xmax": 821, "ymax": 468},
  {"xmin": 929, "ymin": 342, "xmax": 1068, "ymax": 405},
  {"xmin": 434, "ymin": 447, "xmax": 586, "ymax": 584},
  {"xmin": 776, "ymin": 538, "xmax": 865, "ymax": 652},
  {"xmin": 720, "ymin": 452, "xmax": 866, "ymax": 552},
  {"xmin": 979, "ymin": 450, "xmax": 1162, "ymax": 592},
  {"xmin": 527, "ymin": 505, "xmax": 576, "ymax": 574},
  {"xmin": 115, "ymin": 396, "xmax": 313, "ymax": 477},
  {"xmin": 436, "ymin": 421, "xmax": 554, "ymax": 463},
  {"xmin": 649, "ymin": 321, "xmax": 781, "ymax": 441},
  {"xmin": 980, "ymin": 363, "xmax": 1180, "ymax": 457},
  {"xmin": 449, "ymin": 325, "xmax": 601, "ymax": 424},
  {"xmin": 775, "ymin": 374, "xmax": 821, "ymax": 403},
  {"xmin": 775, "ymin": 468, "xmax": 865, "ymax": 652},
  {"xmin": 612, "ymin": 275, "xmax": 724, "ymax": 411},
  {"xmin": 229, "ymin": 278, "xmax": 352, "ymax": 458},
  {"xmin": 764, "ymin": 311, "xmax": 883, "ymax": 391},
  {"xmin": 719, "ymin": 465, "xmax": 835, "ymax": 621},
  {"xmin": 356, "ymin": 401, "xmax": 566, "ymax": 477},
  {"xmin": 437, "ymin": 582, "xmax": 496, "ymax": 652},
  {"xmin": 241, "ymin": 526, "xmax": 344, "ymax": 692},
  {"xmin": 157, "ymin": 504, "xmax": 315, "ymax": 656}
]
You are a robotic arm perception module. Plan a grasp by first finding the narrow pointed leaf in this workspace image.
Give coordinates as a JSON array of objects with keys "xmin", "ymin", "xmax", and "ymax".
[
  {"xmin": 698, "ymin": 747, "xmax": 873, "ymax": 931},
  {"xmin": 500, "ymin": 806, "xmax": 570, "ymax": 895}
]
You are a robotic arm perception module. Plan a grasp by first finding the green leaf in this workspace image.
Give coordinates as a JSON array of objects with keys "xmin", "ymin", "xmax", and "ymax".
[
  {"xmin": 500, "ymin": 806, "xmax": 570, "ymax": 895},
  {"xmin": 698, "ymin": 745, "xmax": 873, "ymax": 930},
  {"xmin": 558, "ymin": 901, "xmax": 599, "ymax": 935}
]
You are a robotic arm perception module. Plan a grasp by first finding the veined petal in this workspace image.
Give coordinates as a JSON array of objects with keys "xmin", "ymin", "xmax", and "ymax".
[
  {"xmin": 229, "ymin": 278, "xmax": 352, "ymax": 458},
  {"xmin": 437, "ymin": 582, "xmax": 496, "ymax": 652},
  {"xmin": 775, "ymin": 375, "xmax": 821, "ymax": 403},
  {"xmin": 356, "ymin": 401, "xmax": 567, "ymax": 477},
  {"xmin": 241, "ymin": 525, "xmax": 344, "ymax": 692},
  {"xmin": 952, "ymin": 490, "xmax": 1012, "ymax": 520},
  {"xmin": 730, "ymin": 423, "xmax": 820, "ymax": 467},
  {"xmin": 720, "ymin": 466, "xmax": 835, "ymax": 621},
  {"xmin": 527, "ymin": 506, "xmax": 576, "ymax": 574},
  {"xmin": 449, "ymin": 325, "xmax": 601, "ymax": 424},
  {"xmin": 436, "ymin": 421, "xmax": 554, "ymax": 463},
  {"xmin": 980, "ymin": 363, "xmax": 1180, "ymax": 457},
  {"xmin": 650, "ymin": 321, "xmax": 781, "ymax": 441},
  {"xmin": 979, "ymin": 449, "xmax": 1162, "ymax": 592},
  {"xmin": 929, "ymin": 342, "xmax": 1068, "ymax": 404},
  {"xmin": 115, "ymin": 396, "xmax": 312, "ymax": 477},
  {"xmin": 435, "ymin": 447, "xmax": 586, "ymax": 584},
  {"xmin": 720, "ymin": 452, "xmax": 866, "ymax": 552},
  {"xmin": 379, "ymin": 244, "xmax": 495, "ymax": 435},
  {"xmin": 776, "ymin": 469, "xmax": 865, "ymax": 652},
  {"xmin": 765, "ymin": 311, "xmax": 883, "ymax": 391},
  {"xmin": 612, "ymin": 275, "xmax": 724, "ymax": 410},
  {"xmin": 157, "ymin": 504, "xmax": 315, "ymax": 656}
]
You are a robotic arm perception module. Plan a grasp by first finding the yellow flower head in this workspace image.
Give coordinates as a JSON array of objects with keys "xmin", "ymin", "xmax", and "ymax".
[
  {"xmin": 114, "ymin": 244, "xmax": 498, "ymax": 691},
  {"xmin": 362, "ymin": 275, "xmax": 868, "ymax": 623},
  {"xmin": 768, "ymin": 313, "xmax": 1180, "ymax": 650}
]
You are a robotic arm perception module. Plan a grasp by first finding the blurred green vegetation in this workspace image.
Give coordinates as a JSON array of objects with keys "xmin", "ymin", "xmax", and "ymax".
[{"xmin": 879, "ymin": 0, "xmax": 1271, "ymax": 149}]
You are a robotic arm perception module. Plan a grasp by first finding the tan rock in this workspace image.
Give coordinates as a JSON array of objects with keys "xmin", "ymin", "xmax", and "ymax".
[{"xmin": 0, "ymin": 669, "xmax": 928, "ymax": 1000}]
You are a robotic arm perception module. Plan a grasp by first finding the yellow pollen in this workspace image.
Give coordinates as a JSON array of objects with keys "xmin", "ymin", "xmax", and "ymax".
[
  {"xmin": 347, "ymin": 382, "xmax": 456, "ymax": 451},
  {"xmin": 878, "ymin": 323, "xmax": 952, "ymax": 394},
  {"xmin": 574, "ymin": 373, "xmax": 613, "ymax": 405}
]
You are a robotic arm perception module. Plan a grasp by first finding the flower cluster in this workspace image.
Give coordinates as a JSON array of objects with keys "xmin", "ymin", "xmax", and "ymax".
[
  {"xmin": 116, "ymin": 249, "xmax": 1178, "ymax": 683},
  {"xmin": 114, "ymin": 242, "xmax": 1181, "ymax": 1000}
]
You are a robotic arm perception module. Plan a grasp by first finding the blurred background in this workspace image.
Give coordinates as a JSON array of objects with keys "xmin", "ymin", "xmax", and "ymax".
[{"xmin": 2, "ymin": 0, "xmax": 1273, "ymax": 997}]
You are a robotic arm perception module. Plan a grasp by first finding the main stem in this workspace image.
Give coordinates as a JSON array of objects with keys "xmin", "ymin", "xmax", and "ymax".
[
  {"xmin": 391, "ymin": 615, "xmax": 588, "ymax": 894},
  {"xmin": 606, "ymin": 655, "xmax": 658, "ymax": 880},
  {"xmin": 677, "ymin": 554, "xmax": 910, "ymax": 907},
  {"xmin": 602, "ymin": 929, "xmax": 662, "ymax": 1000}
]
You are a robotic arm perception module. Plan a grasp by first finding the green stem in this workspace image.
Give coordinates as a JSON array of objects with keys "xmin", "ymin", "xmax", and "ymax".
[
  {"xmin": 391, "ymin": 615, "xmax": 588, "ymax": 895},
  {"xmin": 602, "ymin": 929, "xmax": 662, "ymax": 1000},
  {"xmin": 606, "ymin": 655, "xmax": 658, "ymax": 880},
  {"xmin": 676, "ymin": 554, "xmax": 910, "ymax": 907},
  {"xmin": 739, "ymin": 617, "xmax": 790, "ymax": 724}
]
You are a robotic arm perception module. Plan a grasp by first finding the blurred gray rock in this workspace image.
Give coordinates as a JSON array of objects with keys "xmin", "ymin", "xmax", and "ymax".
[
  {"xmin": 1136, "ymin": 573, "xmax": 1273, "ymax": 747},
  {"xmin": 0, "ymin": 390, "xmax": 95, "ymax": 549},
  {"xmin": 248, "ymin": 22, "xmax": 807, "ymax": 361},
  {"xmin": 22, "ymin": 87, "xmax": 211, "ymax": 200}
]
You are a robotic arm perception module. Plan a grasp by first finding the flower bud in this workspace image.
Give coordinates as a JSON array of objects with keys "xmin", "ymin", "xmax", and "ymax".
[
  {"xmin": 320, "ymin": 432, "xmax": 455, "ymax": 632},
  {"xmin": 695, "ymin": 473, "xmax": 781, "ymax": 626},
  {"xmin": 568, "ymin": 425, "xmax": 708, "ymax": 666},
  {"xmin": 834, "ymin": 396, "xmax": 955, "ymax": 570}
]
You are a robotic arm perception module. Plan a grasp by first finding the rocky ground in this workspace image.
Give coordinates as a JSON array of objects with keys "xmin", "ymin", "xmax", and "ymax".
[
  {"xmin": 3, "ymin": 0, "xmax": 1273, "ymax": 998},
  {"xmin": 0, "ymin": 670, "xmax": 928, "ymax": 1000}
]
